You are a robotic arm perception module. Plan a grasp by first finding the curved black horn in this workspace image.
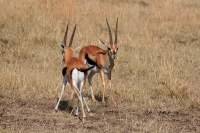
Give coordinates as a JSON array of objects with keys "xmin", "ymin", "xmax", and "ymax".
[
  {"xmin": 69, "ymin": 24, "xmax": 76, "ymax": 47},
  {"xmin": 63, "ymin": 23, "xmax": 69, "ymax": 47},
  {"xmin": 114, "ymin": 18, "xmax": 118, "ymax": 45},
  {"xmin": 106, "ymin": 18, "xmax": 113, "ymax": 44}
]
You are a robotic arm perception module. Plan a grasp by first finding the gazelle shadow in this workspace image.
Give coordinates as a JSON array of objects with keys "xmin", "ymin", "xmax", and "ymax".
[
  {"xmin": 57, "ymin": 100, "xmax": 73, "ymax": 113},
  {"xmin": 93, "ymin": 92, "xmax": 108, "ymax": 103}
]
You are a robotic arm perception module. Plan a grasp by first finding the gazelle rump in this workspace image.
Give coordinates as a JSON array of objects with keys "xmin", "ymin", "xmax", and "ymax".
[
  {"xmin": 79, "ymin": 18, "xmax": 119, "ymax": 105},
  {"xmin": 54, "ymin": 24, "xmax": 93, "ymax": 121}
]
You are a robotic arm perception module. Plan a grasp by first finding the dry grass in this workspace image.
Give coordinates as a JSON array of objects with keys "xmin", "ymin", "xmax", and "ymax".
[{"xmin": 0, "ymin": 0, "xmax": 200, "ymax": 132}]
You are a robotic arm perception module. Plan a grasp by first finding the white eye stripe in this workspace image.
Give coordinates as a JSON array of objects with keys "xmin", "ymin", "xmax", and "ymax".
[{"xmin": 109, "ymin": 48, "xmax": 118, "ymax": 54}]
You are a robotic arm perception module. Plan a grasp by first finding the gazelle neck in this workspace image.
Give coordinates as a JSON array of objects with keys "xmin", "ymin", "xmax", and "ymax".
[
  {"xmin": 107, "ymin": 49, "xmax": 114, "ymax": 69},
  {"xmin": 64, "ymin": 48, "xmax": 74, "ymax": 63}
]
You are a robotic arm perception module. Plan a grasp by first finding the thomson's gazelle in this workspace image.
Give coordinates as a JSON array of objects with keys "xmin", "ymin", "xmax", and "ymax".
[
  {"xmin": 54, "ymin": 24, "xmax": 94, "ymax": 121},
  {"xmin": 79, "ymin": 18, "xmax": 119, "ymax": 105}
]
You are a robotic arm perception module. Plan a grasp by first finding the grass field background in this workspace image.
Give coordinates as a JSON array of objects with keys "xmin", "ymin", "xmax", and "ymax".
[{"xmin": 0, "ymin": 0, "xmax": 200, "ymax": 132}]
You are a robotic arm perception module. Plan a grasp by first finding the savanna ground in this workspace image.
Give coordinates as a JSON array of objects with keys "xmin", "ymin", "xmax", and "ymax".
[{"xmin": 0, "ymin": 0, "xmax": 200, "ymax": 132}]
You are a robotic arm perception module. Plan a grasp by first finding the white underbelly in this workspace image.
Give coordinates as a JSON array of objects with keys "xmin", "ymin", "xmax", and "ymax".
[
  {"xmin": 87, "ymin": 63, "xmax": 111, "ymax": 74},
  {"xmin": 102, "ymin": 68, "xmax": 110, "ymax": 74}
]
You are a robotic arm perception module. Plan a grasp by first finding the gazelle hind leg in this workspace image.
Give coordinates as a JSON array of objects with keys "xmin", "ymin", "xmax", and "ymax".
[
  {"xmin": 70, "ymin": 89, "xmax": 75, "ymax": 100},
  {"xmin": 82, "ymin": 92, "xmax": 91, "ymax": 112},
  {"xmin": 74, "ymin": 89, "xmax": 86, "ymax": 121},
  {"xmin": 55, "ymin": 76, "xmax": 68, "ymax": 112},
  {"xmin": 80, "ymin": 80, "xmax": 91, "ymax": 112},
  {"xmin": 79, "ymin": 94, "xmax": 86, "ymax": 121},
  {"xmin": 75, "ymin": 99, "xmax": 79, "ymax": 116}
]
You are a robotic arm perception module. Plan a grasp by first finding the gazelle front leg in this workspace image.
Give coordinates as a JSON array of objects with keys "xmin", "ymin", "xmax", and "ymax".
[
  {"xmin": 88, "ymin": 71, "xmax": 97, "ymax": 102},
  {"xmin": 100, "ymin": 69, "xmax": 106, "ymax": 104},
  {"xmin": 55, "ymin": 75, "xmax": 68, "ymax": 112},
  {"xmin": 107, "ymin": 72, "xmax": 112, "ymax": 88},
  {"xmin": 107, "ymin": 72, "xmax": 117, "ymax": 105}
]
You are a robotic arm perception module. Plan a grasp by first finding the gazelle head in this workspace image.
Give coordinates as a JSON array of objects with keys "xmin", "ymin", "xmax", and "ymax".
[
  {"xmin": 61, "ymin": 24, "xmax": 82, "ymax": 63},
  {"xmin": 99, "ymin": 18, "xmax": 118, "ymax": 59}
]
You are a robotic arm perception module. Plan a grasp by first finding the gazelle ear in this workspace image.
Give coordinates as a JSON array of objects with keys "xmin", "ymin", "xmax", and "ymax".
[
  {"xmin": 74, "ymin": 44, "xmax": 82, "ymax": 52},
  {"xmin": 61, "ymin": 42, "xmax": 65, "ymax": 49},
  {"xmin": 61, "ymin": 42, "xmax": 66, "ymax": 54},
  {"xmin": 99, "ymin": 38, "xmax": 110, "ymax": 48}
]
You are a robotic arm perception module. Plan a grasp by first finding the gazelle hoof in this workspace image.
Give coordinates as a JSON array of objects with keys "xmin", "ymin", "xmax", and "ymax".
[
  {"xmin": 89, "ymin": 112, "xmax": 94, "ymax": 116},
  {"xmin": 54, "ymin": 109, "xmax": 58, "ymax": 113},
  {"xmin": 74, "ymin": 113, "xmax": 78, "ymax": 117},
  {"xmin": 92, "ymin": 99, "xmax": 97, "ymax": 103},
  {"xmin": 102, "ymin": 101, "xmax": 106, "ymax": 106},
  {"xmin": 82, "ymin": 117, "xmax": 86, "ymax": 122},
  {"xmin": 113, "ymin": 102, "xmax": 117, "ymax": 105}
]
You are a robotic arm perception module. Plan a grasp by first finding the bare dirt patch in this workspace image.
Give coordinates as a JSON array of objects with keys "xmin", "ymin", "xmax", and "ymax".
[{"xmin": 0, "ymin": 96, "xmax": 199, "ymax": 132}]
